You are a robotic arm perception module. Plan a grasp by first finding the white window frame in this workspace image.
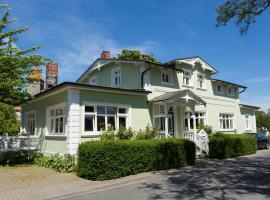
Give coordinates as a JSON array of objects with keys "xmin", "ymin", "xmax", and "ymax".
[
  {"xmin": 111, "ymin": 67, "xmax": 121, "ymax": 87},
  {"xmin": 184, "ymin": 111, "xmax": 207, "ymax": 131},
  {"xmin": 227, "ymin": 86, "xmax": 235, "ymax": 96},
  {"xmin": 197, "ymin": 73, "xmax": 205, "ymax": 89},
  {"xmin": 25, "ymin": 110, "xmax": 36, "ymax": 135},
  {"xmin": 245, "ymin": 114, "xmax": 251, "ymax": 131},
  {"xmin": 89, "ymin": 76, "xmax": 97, "ymax": 85},
  {"xmin": 182, "ymin": 70, "xmax": 192, "ymax": 87},
  {"xmin": 219, "ymin": 113, "xmax": 235, "ymax": 131},
  {"xmin": 161, "ymin": 70, "xmax": 173, "ymax": 85},
  {"xmin": 46, "ymin": 102, "xmax": 67, "ymax": 136},
  {"xmin": 216, "ymin": 84, "xmax": 224, "ymax": 94},
  {"xmin": 82, "ymin": 102, "xmax": 130, "ymax": 136}
]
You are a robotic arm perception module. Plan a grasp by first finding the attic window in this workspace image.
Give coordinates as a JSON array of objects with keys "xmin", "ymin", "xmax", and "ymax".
[
  {"xmin": 111, "ymin": 67, "xmax": 121, "ymax": 87},
  {"xmin": 183, "ymin": 70, "xmax": 192, "ymax": 86},
  {"xmin": 216, "ymin": 84, "xmax": 223, "ymax": 94},
  {"xmin": 228, "ymin": 87, "xmax": 234, "ymax": 96},
  {"xmin": 89, "ymin": 76, "xmax": 97, "ymax": 85},
  {"xmin": 161, "ymin": 70, "xmax": 173, "ymax": 85}
]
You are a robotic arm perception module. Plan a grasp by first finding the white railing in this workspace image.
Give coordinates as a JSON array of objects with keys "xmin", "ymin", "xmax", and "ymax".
[
  {"xmin": 184, "ymin": 131, "xmax": 195, "ymax": 141},
  {"xmin": 183, "ymin": 130, "xmax": 209, "ymax": 155},
  {"xmin": 0, "ymin": 135, "xmax": 40, "ymax": 152}
]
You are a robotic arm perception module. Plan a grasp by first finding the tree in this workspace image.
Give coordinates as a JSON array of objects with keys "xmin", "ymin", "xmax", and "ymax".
[
  {"xmin": 0, "ymin": 103, "xmax": 20, "ymax": 135},
  {"xmin": 116, "ymin": 49, "xmax": 160, "ymax": 64},
  {"xmin": 0, "ymin": 4, "xmax": 45, "ymax": 106},
  {"xmin": 256, "ymin": 110, "xmax": 270, "ymax": 130},
  {"xmin": 216, "ymin": 0, "xmax": 270, "ymax": 35}
]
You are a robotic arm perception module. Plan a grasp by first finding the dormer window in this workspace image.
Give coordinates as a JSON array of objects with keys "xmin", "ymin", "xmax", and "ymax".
[
  {"xmin": 228, "ymin": 87, "xmax": 234, "ymax": 96},
  {"xmin": 111, "ymin": 67, "xmax": 121, "ymax": 87},
  {"xmin": 161, "ymin": 70, "xmax": 173, "ymax": 85},
  {"xmin": 197, "ymin": 73, "xmax": 205, "ymax": 89},
  {"xmin": 183, "ymin": 70, "xmax": 192, "ymax": 86},
  {"xmin": 89, "ymin": 76, "xmax": 97, "ymax": 85},
  {"xmin": 216, "ymin": 84, "xmax": 223, "ymax": 94}
]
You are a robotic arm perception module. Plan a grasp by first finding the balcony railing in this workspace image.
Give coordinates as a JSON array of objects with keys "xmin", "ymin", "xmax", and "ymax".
[{"xmin": 0, "ymin": 135, "xmax": 41, "ymax": 152}]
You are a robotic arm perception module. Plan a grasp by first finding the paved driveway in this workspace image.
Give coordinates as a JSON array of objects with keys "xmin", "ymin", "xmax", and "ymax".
[{"xmin": 60, "ymin": 150, "xmax": 270, "ymax": 200}]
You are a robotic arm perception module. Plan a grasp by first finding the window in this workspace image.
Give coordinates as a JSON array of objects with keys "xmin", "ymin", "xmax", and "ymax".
[
  {"xmin": 183, "ymin": 70, "xmax": 192, "ymax": 86},
  {"xmin": 161, "ymin": 70, "xmax": 173, "ymax": 84},
  {"xmin": 89, "ymin": 76, "xmax": 97, "ymax": 85},
  {"xmin": 111, "ymin": 67, "xmax": 121, "ymax": 87},
  {"xmin": 197, "ymin": 73, "xmax": 205, "ymax": 89},
  {"xmin": 83, "ymin": 105, "xmax": 129, "ymax": 134},
  {"xmin": 245, "ymin": 114, "xmax": 251, "ymax": 130},
  {"xmin": 25, "ymin": 111, "xmax": 35, "ymax": 135},
  {"xmin": 216, "ymin": 84, "xmax": 223, "ymax": 94},
  {"xmin": 48, "ymin": 106, "xmax": 66, "ymax": 135},
  {"xmin": 153, "ymin": 107, "xmax": 174, "ymax": 134},
  {"xmin": 219, "ymin": 113, "xmax": 234, "ymax": 131},
  {"xmin": 228, "ymin": 87, "xmax": 234, "ymax": 96},
  {"xmin": 184, "ymin": 112, "xmax": 206, "ymax": 130}
]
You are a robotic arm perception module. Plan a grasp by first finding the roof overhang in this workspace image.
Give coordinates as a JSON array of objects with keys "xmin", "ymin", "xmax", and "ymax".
[
  {"xmin": 211, "ymin": 78, "xmax": 247, "ymax": 89},
  {"xmin": 239, "ymin": 104, "xmax": 260, "ymax": 110},
  {"xmin": 149, "ymin": 89, "xmax": 206, "ymax": 106}
]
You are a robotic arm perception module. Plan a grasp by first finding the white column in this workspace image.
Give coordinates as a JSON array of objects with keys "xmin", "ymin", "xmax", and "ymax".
[
  {"xmin": 164, "ymin": 102, "xmax": 169, "ymax": 138},
  {"xmin": 192, "ymin": 108, "xmax": 196, "ymax": 142},
  {"xmin": 66, "ymin": 89, "xmax": 80, "ymax": 155}
]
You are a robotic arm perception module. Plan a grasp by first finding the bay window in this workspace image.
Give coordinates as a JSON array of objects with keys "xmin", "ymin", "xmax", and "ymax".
[{"xmin": 219, "ymin": 113, "xmax": 234, "ymax": 131}]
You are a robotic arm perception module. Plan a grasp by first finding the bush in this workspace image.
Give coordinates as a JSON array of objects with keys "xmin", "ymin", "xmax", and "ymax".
[
  {"xmin": 135, "ymin": 125, "xmax": 157, "ymax": 140},
  {"xmin": 116, "ymin": 126, "xmax": 134, "ymax": 140},
  {"xmin": 100, "ymin": 125, "xmax": 116, "ymax": 141},
  {"xmin": 34, "ymin": 153, "xmax": 75, "ymax": 173},
  {"xmin": 0, "ymin": 151, "xmax": 36, "ymax": 165},
  {"xmin": 77, "ymin": 138, "xmax": 196, "ymax": 180},
  {"xmin": 198, "ymin": 124, "xmax": 213, "ymax": 135},
  {"xmin": 209, "ymin": 133, "xmax": 257, "ymax": 159},
  {"xmin": 0, "ymin": 103, "xmax": 20, "ymax": 135}
]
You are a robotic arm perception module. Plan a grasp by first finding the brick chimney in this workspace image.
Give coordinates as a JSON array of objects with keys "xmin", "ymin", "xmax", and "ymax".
[
  {"xmin": 101, "ymin": 51, "xmax": 110, "ymax": 60},
  {"xmin": 46, "ymin": 61, "xmax": 58, "ymax": 88}
]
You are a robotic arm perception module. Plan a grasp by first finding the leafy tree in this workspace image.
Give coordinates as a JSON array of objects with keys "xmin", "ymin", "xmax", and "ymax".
[
  {"xmin": 0, "ymin": 5, "xmax": 45, "ymax": 106},
  {"xmin": 256, "ymin": 110, "xmax": 270, "ymax": 130},
  {"xmin": 0, "ymin": 103, "xmax": 20, "ymax": 135},
  {"xmin": 216, "ymin": 0, "xmax": 270, "ymax": 35},
  {"xmin": 116, "ymin": 49, "xmax": 161, "ymax": 64}
]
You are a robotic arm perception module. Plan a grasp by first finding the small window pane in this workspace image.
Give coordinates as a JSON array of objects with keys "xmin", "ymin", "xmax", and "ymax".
[
  {"xmin": 85, "ymin": 115, "xmax": 94, "ymax": 131},
  {"xmin": 107, "ymin": 107, "xmax": 116, "ymax": 115},
  {"xmin": 97, "ymin": 106, "xmax": 105, "ymax": 114},
  {"xmin": 119, "ymin": 117, "xmax": 126, "ymax": 128},
  {"xmin": 85, "ymin": 106, "xmax": 94, "ymax": 113},
  {"xmin": 118, "ymin": 108, "xmax": 126, "ymax": 114},
  {"xmin": 59, "ymin": 117, "xmax": 64, "ymax": 133},
  {"xmin": 97, "ymin": 116, "xmax": 105, "ymax": 131},
  {"xmin": 107, "ymin": 116, "xmax": 115, "ymax": 130}
]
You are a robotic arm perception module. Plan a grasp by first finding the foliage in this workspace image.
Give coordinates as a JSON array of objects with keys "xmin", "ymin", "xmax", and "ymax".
[
  {"xmin": 116, "ymin": 126, "xmax": 134, "ymax": 140},
  {"xmin": 0, "ymin": 5, "xmax": 45, "ymax": 105},
  {"xmin": 135, "ymin": 125, "xmax": 157, "ymax": 140},
  {"xmin": 197, "ymin": 124, "xmax": 213, "ymax": 135},
  {"xmin": 34, "ymin": 153, "xmax": 75, "ymax": 173},
  {"xmin": 0, "ymin": 151, "xmax": 35, "ymax": 165},
  {"xmin": 116, "ymin": 49, "xmax": 161, "ymax": 64},
  {"xmin": 209, "ymin": 133, "xmax": 257, "ymax": 159},
  {"xmin": 77, "ymin": 138, "xmax": 196, "ymax": 180},
  {"xmin": 216, "ymin": 0, "xmax": 270, "ymax": 35},
  {"xmin": 0, "ymin": 103, "xmax": 20, "ymax": 135},
  {"xmin": 100, "ymin": 125, "xmax": 116, "ymax": 140},
  {"xmin": 256, "ymin": 110, "xmax": 270, "ymax": 130}
]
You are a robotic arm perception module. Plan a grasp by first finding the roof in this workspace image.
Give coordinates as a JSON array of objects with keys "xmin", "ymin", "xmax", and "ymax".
[
  {"xmin": 149, "ymin": 89, "xmax": 206, "ymax": 106},
  {"xmin": 164, "ymin": 56, "xmax": 218, "ymax": 74},
  {"xmin": 239, "ymin": 104, "xmax": 260, "ymax": 110},
  {"xmin": 211, "ymin": 78, "xmax": 247, "ymax": 89},
  {"xmin": 27, "ymin": 82, "xmax": 151, "ymax": 102}
]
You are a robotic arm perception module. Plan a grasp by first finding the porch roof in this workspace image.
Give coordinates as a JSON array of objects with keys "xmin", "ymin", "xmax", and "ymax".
[{"xmin": 149, "ymin": 89, "xmax": 206, "ymax": 106}]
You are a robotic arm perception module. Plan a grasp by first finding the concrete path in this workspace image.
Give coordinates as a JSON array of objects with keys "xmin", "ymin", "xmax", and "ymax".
[
  {"xmin": 0, "ymin": 150, "xmax": 269, "ymax": 200},
  {"xmin": 60, "ymin": 150, "xmax": 270, "ymax": 200}
]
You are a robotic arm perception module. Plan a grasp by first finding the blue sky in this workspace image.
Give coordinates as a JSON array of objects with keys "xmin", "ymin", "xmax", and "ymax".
[{"xmin": 4, "ymin": 0, "xmax": 270, "ymax": 110}]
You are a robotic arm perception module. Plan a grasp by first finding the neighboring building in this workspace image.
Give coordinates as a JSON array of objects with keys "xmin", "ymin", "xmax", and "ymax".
[
  {"xmin": 21, "ymin": 51, "xmax": 260, "ymax": 155},
  {"xmin": 27, "ymin": 66, "xmax": 45, "ymax": 96}
]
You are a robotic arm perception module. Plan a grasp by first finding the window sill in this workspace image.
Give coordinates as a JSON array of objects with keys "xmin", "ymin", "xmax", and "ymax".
[
  {"xmin": 219, "ymin": 129, "xmax": 235, "ymax": 132},
  {"xmin": 45, "ymin": 135, "xmax": 66, "ymax": 139},
  {"xmin": 182, "ymin": 84, "xmax": 194, "ymax": 89},
  {"xmin": 197, "ymin": 87, "xmax": 207, "ymax": 91},
  {"xmin": 161, "ymin": 81, "xmax": 174, "ymax": 86}
]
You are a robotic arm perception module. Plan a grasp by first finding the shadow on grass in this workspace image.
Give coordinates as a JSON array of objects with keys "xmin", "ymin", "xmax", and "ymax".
[{"xmin": 138, "ymin": 152, "xmax": 270, "ymax": 200}]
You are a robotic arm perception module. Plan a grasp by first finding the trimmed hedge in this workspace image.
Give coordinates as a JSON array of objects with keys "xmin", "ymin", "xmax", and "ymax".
[
  {"xmin": 77, "ymin": 138, "xmax": 196, "ymax": 180},
  {"xmin": 209, "ymin": 133, "xmax": 257, "ymax": 159},
  {"xmin": 0, "ymin": 151, "xmax": 36, "ymax": 165}
]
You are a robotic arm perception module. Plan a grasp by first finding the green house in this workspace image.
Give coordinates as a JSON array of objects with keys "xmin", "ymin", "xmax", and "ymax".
[{"xmin": 21, "ymin": 52, "xmax": 260, "ymax": 155}]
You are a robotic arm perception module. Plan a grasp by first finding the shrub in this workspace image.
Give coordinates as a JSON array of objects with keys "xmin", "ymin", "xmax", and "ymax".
[
  {"xmin": 100, "ymin": 125, "xmax": 116, "ymax": 141},
  {"xmin": 0, "ymin": 103, "xmax": 20, "ymax": 135},
  {"xmin": 0, "ymin": 151, "xmax": 36, "ymax": 165},
  {"xmin": 116, "ymin": 126, "xmax": 134, "ymax": 140},
  {"xmin": 198, "ymin": 124, "xmax": 213, "ymax": 135},
  {"xmin": 34, "ymin": 153, "xmax": 75, "ymax": 173},
  {"xmin": 77, "ymin": 138, "xmax": 196, "ymax": 180},
  {"xmin": 135, "ymin": 125, "xmax": 157, "ymax": 140},
  {"xmin": 209, "ymin": 133, "xmax": 257, "ymax": 159}
]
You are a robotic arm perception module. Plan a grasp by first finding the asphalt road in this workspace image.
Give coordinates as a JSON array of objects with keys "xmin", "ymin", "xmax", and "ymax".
[{"xmin": 62, "ymin": 150, "xmax": 270, "ymax": 200}]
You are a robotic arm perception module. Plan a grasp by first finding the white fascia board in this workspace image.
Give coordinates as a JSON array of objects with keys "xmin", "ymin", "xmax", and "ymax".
[{"xmin": 176, "ymin": 58, "xmax": 217, "ymax": 73}]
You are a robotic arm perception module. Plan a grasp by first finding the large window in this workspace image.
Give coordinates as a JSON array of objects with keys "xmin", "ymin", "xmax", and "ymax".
[
  {"xmin": 111, "ymin": 67, "xmax": 121, "ymax": 87},
  {"xmin": 183, "ymin": 70, "xmax": 192, "ymax": 86},
  {"xmin": 84, "ymin": 105, "xmax": 129, "ymax": 134},
  {"xmin": 219, "ymin": 113, "xmax": 234, "ymax": 131},
  {"xmin": 197, "ymin": 73, "xmax": 205, "ymax": 89},
  {"xmin": 48, "ymin": 106, "xmax": 66, "ymax": 135},
  {"xmin": 25, "ymin": 111, "xmax": 36, "ymax": 135},
  {"xmin": 161, "ymin": 70, "xmax": 173, "ymax": 85},
  {"xmin": 154, "ymin": 107, "xmax": 174, "ymax": 134},
  {"xmin": 245, "ymin": 114, "xmax": 251, "ymax": 130},
  {"xmin": 184, "ymin": 112, "xmax": 206, "ymax": 130}
]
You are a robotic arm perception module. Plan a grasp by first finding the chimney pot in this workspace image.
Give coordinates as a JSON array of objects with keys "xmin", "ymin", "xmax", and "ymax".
[{"xmin": 101, "ymin": 51, "xmax": 110, "ymax": 60}]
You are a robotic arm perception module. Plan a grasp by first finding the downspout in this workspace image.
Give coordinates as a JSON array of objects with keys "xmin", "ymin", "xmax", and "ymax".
[
  {"xmin": 239, "ymin": 87, "xmax": 247, "ymax": 94},
  {"xmin": 141, "ymin": 67, "xmax": 151, "ymax": 90}
]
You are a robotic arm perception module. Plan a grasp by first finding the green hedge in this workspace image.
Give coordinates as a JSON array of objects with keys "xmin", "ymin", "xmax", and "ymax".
[
  {"xmin": 0, "ymin": 151, "xmax": 36, "ymax": 165},
  {"xmin": 77, "ymin": 138, "xmax": 196, "ymax": 180},
  {"xmin": 209, "ymin": 133, "xmax": 257, "ymax": 159}
]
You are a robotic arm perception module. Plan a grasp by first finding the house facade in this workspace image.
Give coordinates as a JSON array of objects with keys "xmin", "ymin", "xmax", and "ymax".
[{"xmin": 21, "ymin": 51, "xmax": 259, "ymax": 155}]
